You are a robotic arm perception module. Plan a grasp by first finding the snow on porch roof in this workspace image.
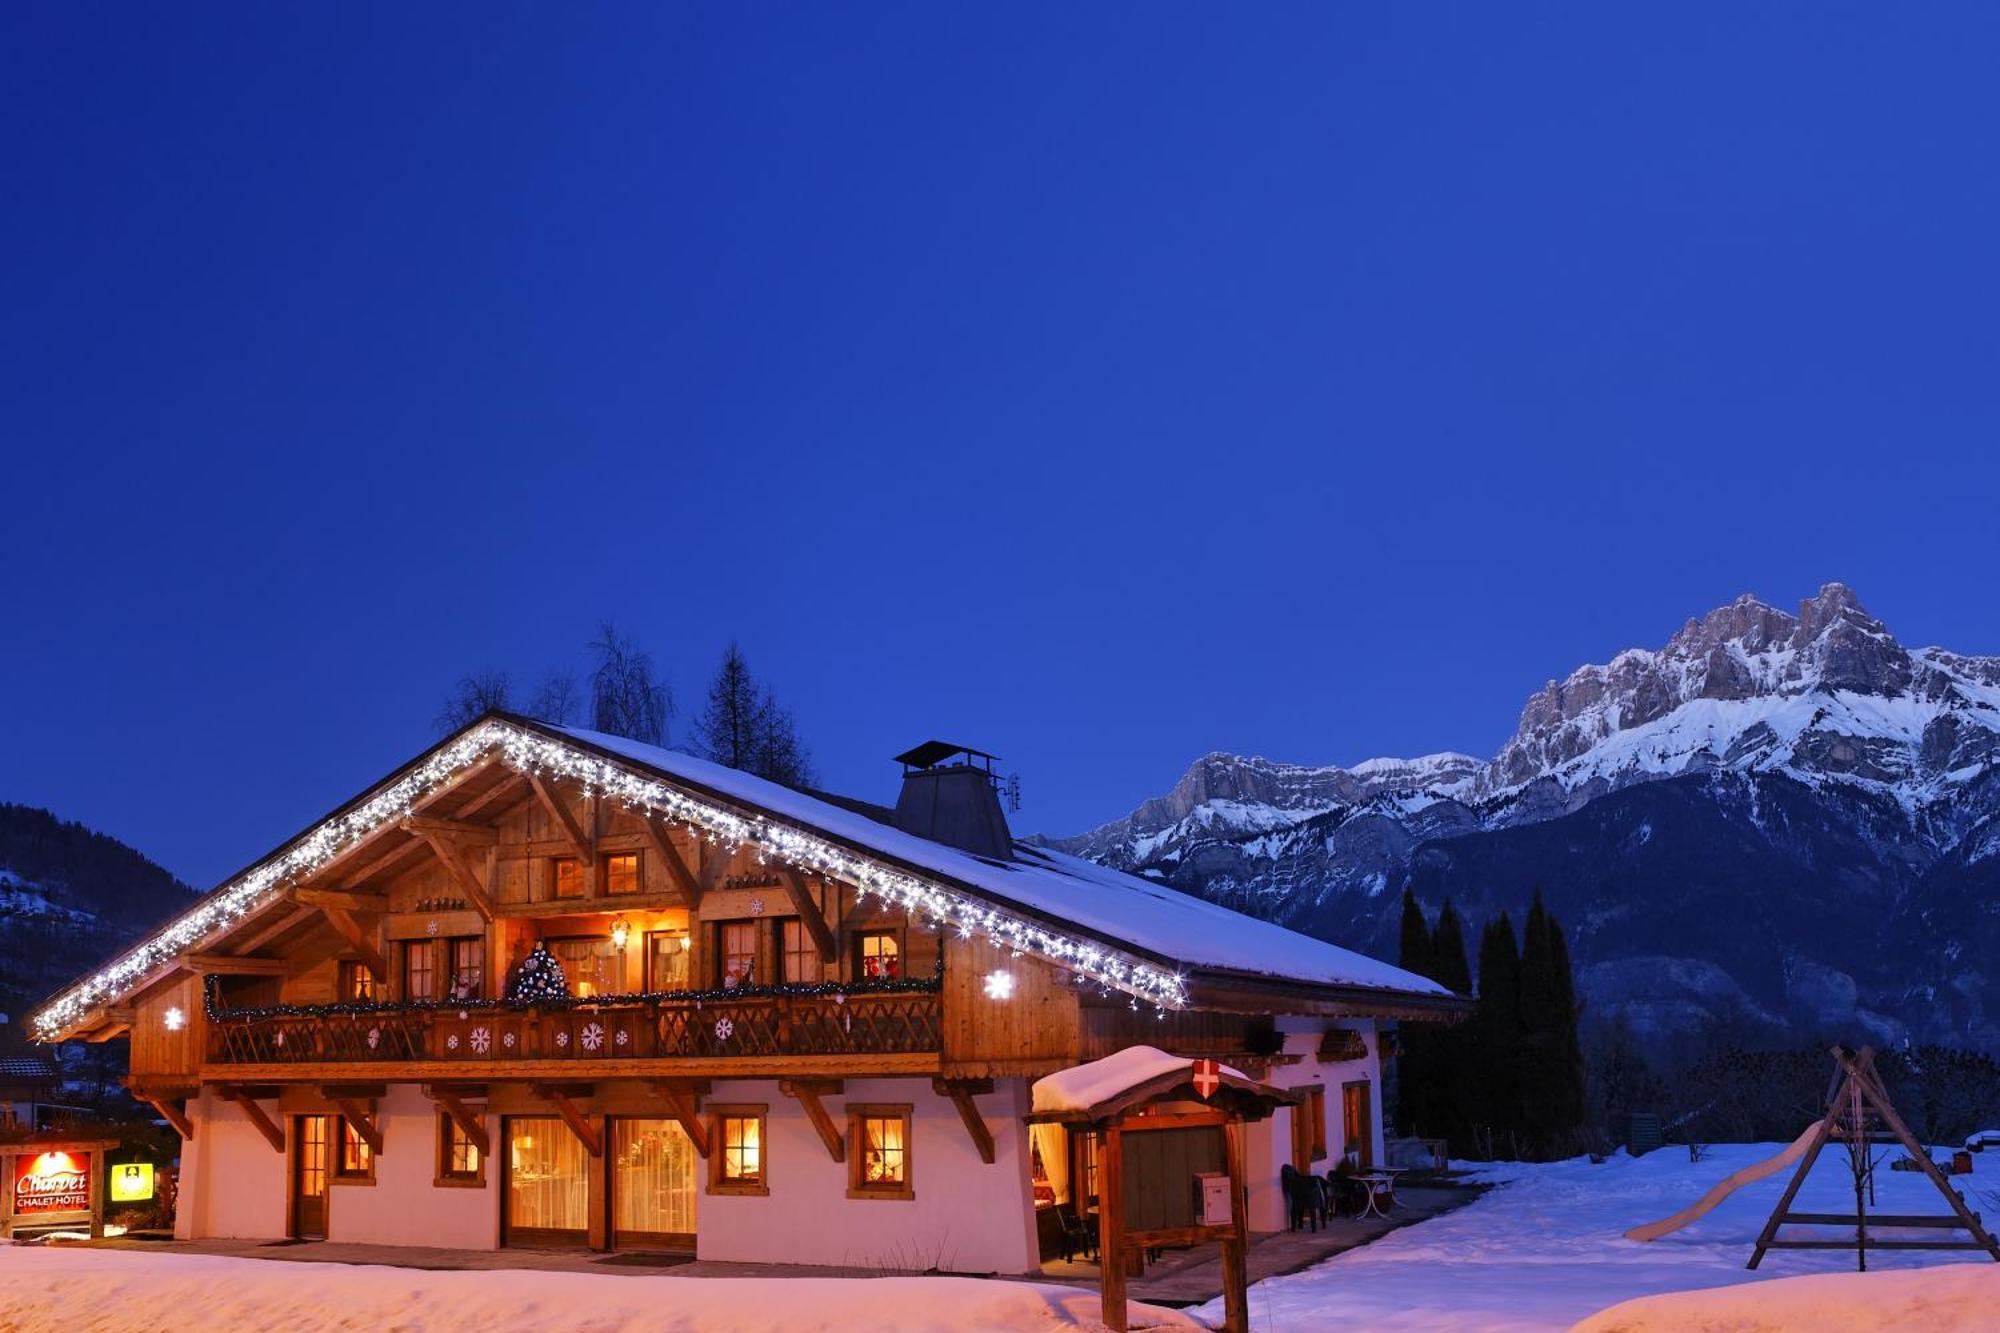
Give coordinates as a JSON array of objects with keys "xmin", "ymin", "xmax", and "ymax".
[
  {"xmin": 1028, "ymin": 1045, "xmax": 1289, "ymax": 1123},
  {"xmin": 557, "ymin": 723, "xmax": 1453, "ymax": 1003}
]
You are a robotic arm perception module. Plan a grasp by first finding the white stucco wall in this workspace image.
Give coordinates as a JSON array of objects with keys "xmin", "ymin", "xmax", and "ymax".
[
  {"xmin": 326, "ymin": 1084, "xmax": 499, "ymax": 1249},
  {"xmin": 183, "ymin": 1088, "xmax": 287, "ymax": 1240},
  {"xmin": 695, "ymin": 1075, "xmax": 1040, "ymax": 1274},
  {"xmin": 1245, "ymin": 1018, "xmax": 1382, "ymax": 1232}
]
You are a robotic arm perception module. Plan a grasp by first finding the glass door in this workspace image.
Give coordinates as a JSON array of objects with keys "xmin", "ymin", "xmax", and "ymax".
[
  {"xmin": 504, "ymin": 1116, "xmax": 589, "ymax": 1247},
  {"xmin": 294, "ymin": 1115, "xmax": 328, "ymax": 1239},
  {"xmin": 611, "ymin": 1118, "xmax": 697, "ymax": 1250},
  {"xmin": 1342, "ymin": 1082, "xmax": 1374, "ymax": 1170}
]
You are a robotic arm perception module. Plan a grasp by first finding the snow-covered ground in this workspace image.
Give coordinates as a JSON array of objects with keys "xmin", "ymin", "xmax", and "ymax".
[
  {"xmin": 0, "ymin": 1247, "xmax": 1198, "ymax": 1333},
  {"xmin": 1189, "ymin": 1144, "xmax": 2000, "ymax": 1331},
  {"xmin": 1572, "ymin": 1263, "xmax": 2000, "ymax": 1332}
]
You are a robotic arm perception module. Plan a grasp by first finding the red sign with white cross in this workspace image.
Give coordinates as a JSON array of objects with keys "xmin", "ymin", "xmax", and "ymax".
[{"xmin": 1191, "ymin": 1058, "xmax": 1221, "ymax": 1100}]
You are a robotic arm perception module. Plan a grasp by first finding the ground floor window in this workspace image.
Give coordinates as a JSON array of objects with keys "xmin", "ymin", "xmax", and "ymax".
[
  {"xmin": 846, "ymin": 1104, "xmax": 913, "ymax": 1200},
  {"xmin": 611, "ymin": 1119, "xmax": 698, "ymax": 1248},
  {"xmin": 707, "ymin": 1105, "xmax": 768, "ymax": 1196},
  {"xmin": 1342, "ymin": 1081, "xmax": 1373, "ymax": 1170},
  {"xmin": 1293, "ymin": 1084, "xmax": 1328, "ymax": 1168},
  {"xmin": 505, "ymin": 1116, "xmax": 588, "ymax": 1246},
  {"xmin": 437, "ymin": 1112, "xmax": 484, "ymax": 1187},
  {"xmin": 333, "ymin": 1116, "xmax": 374, "ymax": 1183}
]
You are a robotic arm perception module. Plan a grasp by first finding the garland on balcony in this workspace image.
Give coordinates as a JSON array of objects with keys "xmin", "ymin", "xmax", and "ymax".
[
  {"xmin": 201, "ymin": 961, "xmax": 946, "ymax": 1025},
  {"xmin": 33, "ymin": 718, "xmax": 1187, "ymax": 1040}
]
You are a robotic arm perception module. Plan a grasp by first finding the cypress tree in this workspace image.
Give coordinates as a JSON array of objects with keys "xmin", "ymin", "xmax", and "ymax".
[
  {"xmin": 1518, "ymin": 889, "xmax": 1586, "ymax": 1157},
  {"xmin": 1473, "ymin": 913, "xmax": 1522, "ymax": 1157},
  {"xmin": 1395, "ymin": 890, "xmax": 1436, "ymax": 1135},
  {"xmin": 1429, "ymin": 900, "xmax": 1473, "ymax": 1145},
  {"xmin": 1543, "ymin": 903, "xmax": 1588, "ymax": 1146}
]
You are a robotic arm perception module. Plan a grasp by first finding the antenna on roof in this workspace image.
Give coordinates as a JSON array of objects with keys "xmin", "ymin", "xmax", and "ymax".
[{"xmin": 1004, "ymin": 772, "xmax": 1022, "ymax": 814}]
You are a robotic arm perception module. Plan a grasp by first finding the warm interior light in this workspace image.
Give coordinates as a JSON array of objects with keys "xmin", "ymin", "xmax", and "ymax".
[
  {"xmin": 163, "ymin": 1005, "xmax": 186, "ymax": 1031},
  {"xmin": 983, "ymin": 970, "xmax": 1015, "ymax": 1001},
  {"xmin": 679, "ymin": 933, "xmax": 693, "ymax": 952},
  {"xmin": 610, "ymin": 918, "xmax": 630, "ymax": 950}
]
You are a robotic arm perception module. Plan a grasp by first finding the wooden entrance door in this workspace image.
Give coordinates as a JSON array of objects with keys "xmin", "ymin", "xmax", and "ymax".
[
  {"xmin": 1341, "ymin": 1082, "xmax": 1373, "ymax": 1170},
  {"xmin": 293, "ymin": 1115, "xmax": 328, "ymax": 1239},
  {"xmin": 609, "ymin": 1119, "xmax": 697, "ymax": 1250}
]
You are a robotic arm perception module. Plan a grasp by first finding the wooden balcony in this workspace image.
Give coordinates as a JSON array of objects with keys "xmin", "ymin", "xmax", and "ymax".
[{"xmin": 204, "ymin": 987, "xmax": 943, "ymax": 1080}]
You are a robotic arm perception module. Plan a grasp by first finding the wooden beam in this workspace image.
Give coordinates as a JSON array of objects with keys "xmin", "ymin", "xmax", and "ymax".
[
  {"xmin": 136, "ymin": 1093, "xmax": 194, "ymax": 1141},
  {"xmin": 531, "ymin": 1083, "xmax": 603, "ymax": 1156},
  {"xmin": 187, "ymin": 953, "xmax": 286, "ymax": 976},
  {"xmin": 529, "ymin": 772, "xmax": 594, "ymax": 865},
  {"xmin": 218, "ymin": 1086, "xmax": 285, "ymax": 1153},
  {"xmin": 651, "ymin": 1080, "xmax": 712, "ymax": 1158},
  {"xmin": 401, "ymin": 815, "xmax": 497, "ymax": 844},
  {"xmin": 418, "ymin": 832, "xmax": 499, "ymax": 921},
  {"xmin": 318, "ymin": 905, "xmax": 390, "ymax": 981},
  {"xmin": 332, "ymin": 1098, "xmax": 383, "ymax": 1156},
  {"xmin": 641, "ymin": 816, "xmax": 703, "ymax": 908},
  {"xmin": 782, "ymin": 872, "xmax": 837, "ymax": 963},
  {"xmin": 428, "ymin": 1089, "xmax": 490, "ymax": 1158},
  {"xmin": 294, "ymin": 887, "xmax": 389, "ymax": 914},
  {"xmin": 779, "ymin": 1079, "xmax": 845, "ymax": 1163},
  {"xmin": 933, "ymin": 1078, "xmax": 996, "ymax": 1165},
  {"xmin": 230, "ymin": 905, "xmax": 319, "ymax": 957}
]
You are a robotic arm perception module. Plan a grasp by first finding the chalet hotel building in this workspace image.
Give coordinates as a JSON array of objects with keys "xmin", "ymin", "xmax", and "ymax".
[{"xmin": 34, "ymin": 717, "xmax": 1461, "ymax": 1269}]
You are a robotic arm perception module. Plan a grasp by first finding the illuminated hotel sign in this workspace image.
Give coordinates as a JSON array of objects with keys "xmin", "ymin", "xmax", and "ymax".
[
  {"xmin": 110, "ymin": 1161, "xmax": 155, "ymax": 1203},
  {"xmin": 15, "ymin": 1151, "xmax": 90, "ymax": 1214}
]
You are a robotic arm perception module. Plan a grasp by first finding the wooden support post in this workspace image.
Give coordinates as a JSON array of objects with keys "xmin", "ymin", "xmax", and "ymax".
[
  {"xmin": 185, "ymin": 953, "xmax": 286, "ymax": 976},
  {"xmin": 429, "ymin": 1090, "xmax": 489, "ymax": 1158},
  {"xmin": 782, "ymin": 872, "xmax": 837, "ymax": 963},
  {"xmin": 652, "ymin": 1080, "xmax": 712, "ymax": 1158},
  {"xmin": 419, "ymin": 833, "xmax": 499, "ymax": 921},
  {"xmin": 641, "ymin": 816, "xmax": 704, "ymax": 908},
  {"xmin": 779, "ymin": 1079, "xmax": 846, "ymax": 1162},
  {"xmin": 1220, "ymin": 1117, "xmax": 1251, "ymax": 1333},
  {"xmin": 137, "ymin": 1093, "xmax": 195, "ymax": 1141},
  {"xmin": 218, "ymin": 1087, "xmax": 285, "ymax": 1153},
  {"xmin": 317, "ymin": 905, "xmax": 390, "ymax": 981},
  {"xmin": 1844, "ymin": 1048, "xmax": 2000, "ymax": 1262},
  {"xmin": 529, "ymin": 772, "xmax": 594, "ymax": 865},
  {"xmin": 294, "ymin": 888, "xmax": 390, "ymax": 914},
  {"xmin": 932, "ymin": 1078, "xmax": 996, "ymax": 1164},
  {"xmin": 1100, "ymin": 1123, "xmax": 1127, "ymax": 1333},
  {"xmin": 400, "ymin": 815, "xmax": 497, "ymax": 843},
  {"xmin": 332, "ymin": 1099, "xmax": 383, "ymax": 1156},
  {"xmin": 533, "ymin": 1084, "xmax": 603, "ymax": 1157}
]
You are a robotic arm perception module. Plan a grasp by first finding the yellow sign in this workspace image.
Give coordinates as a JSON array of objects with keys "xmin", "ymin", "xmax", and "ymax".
[{"xmin": 110, "ymin": 1161, "xmax": 154, "ymax": 1203}]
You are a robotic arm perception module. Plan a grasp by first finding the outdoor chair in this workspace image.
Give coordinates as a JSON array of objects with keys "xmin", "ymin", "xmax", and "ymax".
[
  {"xmin": 1279, "ymin": 1163, "xmax": 1327, "ymax": 1232},
  {"xmin": 1326, "ymin": 1170, "xmax": 1368, "ymax": 1218},
  {"xmin": 1053, "ymin": 1203, "xmax": 1098, "ymax": 1263}
]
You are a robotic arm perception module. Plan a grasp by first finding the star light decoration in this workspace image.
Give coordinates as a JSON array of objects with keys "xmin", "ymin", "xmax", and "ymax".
[{"xmin": 31, "ymin": 720, "xmax": 1188, "ymax": 1040}]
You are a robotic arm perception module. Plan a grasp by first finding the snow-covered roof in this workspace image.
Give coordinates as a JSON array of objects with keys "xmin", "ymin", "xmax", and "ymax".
[
  {"xmin": 556, "ymin": 724, "xmax": 1454, "ymax": 1002},
  {"xmin": 1030, "ymin": 1045, "xmax": 1248, "ymax": 1116}
]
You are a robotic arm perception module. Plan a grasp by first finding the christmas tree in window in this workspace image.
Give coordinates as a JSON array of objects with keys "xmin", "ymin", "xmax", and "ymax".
[{"xmin": 509, "ymin": 939, "xmax": 569, "ymax": 1003}]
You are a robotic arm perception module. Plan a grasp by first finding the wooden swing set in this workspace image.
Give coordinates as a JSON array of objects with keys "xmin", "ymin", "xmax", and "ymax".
[{"xmin": 1747, "ymin": 1045, "xmax": 2000, "ymax": 1271}]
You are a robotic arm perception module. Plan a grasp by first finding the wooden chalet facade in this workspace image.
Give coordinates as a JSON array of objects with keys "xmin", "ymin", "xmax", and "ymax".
[{"xmin": 34, "ymin": 715, "xmax": 1463, "ymax": 1270}]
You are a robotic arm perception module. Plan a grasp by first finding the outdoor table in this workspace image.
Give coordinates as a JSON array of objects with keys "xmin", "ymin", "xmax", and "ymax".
[{"xmin": 1354, "ymin": 1170, "xmax": 1403, "ymax": 1220}]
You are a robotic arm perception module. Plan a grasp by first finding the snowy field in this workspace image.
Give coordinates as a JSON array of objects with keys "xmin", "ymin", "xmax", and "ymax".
[
  {"xmin": 0, "ymin": 1247, "xmax": 1197, "ymax": 1333},
  {"xmin": 1189, "ymin": 1143, "xmax": 2000, "ymax": 1331}
]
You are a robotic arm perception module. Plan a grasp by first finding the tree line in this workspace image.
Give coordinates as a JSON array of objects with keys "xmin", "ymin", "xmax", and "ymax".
[
  {"xmin": 435, "ymin": 623, "xmax": 815, "ymax": 787},
  {"xmin": 1396, "ymin": 888, "xmax": 1588, "ymax": 1160}
]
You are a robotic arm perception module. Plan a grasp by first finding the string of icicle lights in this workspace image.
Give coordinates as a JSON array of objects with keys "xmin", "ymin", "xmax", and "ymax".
[{"xmin": 33, "ymin": 720, "xmax": 1188, "ymax": 1039}]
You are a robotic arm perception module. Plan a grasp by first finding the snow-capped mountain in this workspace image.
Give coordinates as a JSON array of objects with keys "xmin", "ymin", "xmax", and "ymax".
[{"xmin": 1050, "ymin": 585, "xmax": 2000, "ymax": 1050}]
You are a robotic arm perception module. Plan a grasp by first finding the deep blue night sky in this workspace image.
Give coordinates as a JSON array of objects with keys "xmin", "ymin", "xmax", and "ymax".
[{"xmin": 5, "ymin": 5, "xmax": 1998, "ymax": 888}]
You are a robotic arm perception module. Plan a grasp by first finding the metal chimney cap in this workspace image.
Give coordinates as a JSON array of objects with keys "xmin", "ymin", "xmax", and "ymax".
[{"xmin": 892, "ymin": 740, "xmax": 1000, "ymax": 770}]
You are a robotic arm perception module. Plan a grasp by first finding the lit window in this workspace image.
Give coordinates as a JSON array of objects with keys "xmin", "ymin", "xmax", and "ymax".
[
  {"xmin": 552, "ymin": 857, "xmax": 585, "ymax": 899},
  {"xmin": 438, "ymin": 1113, "xmax": 483, "ymax": 1185},
  {"xmin": 847, "ymin": 1105, "xmax": 914, "ymax": 1200},
  {"xmin": 448, "ymin": 936, "xmax": 485, "ymax": 998},
  {"xmin": 718, "ymin": 922, "xmax": 756, "ymax": 988},
  {"xmin": 334, "ymin": 1118, "xmax": 373, "ymax": 1181},
  {"xmin": 856, "ymin": 932, "xmax": 900, "ymax": 980},
  {"xmin": 646, "ymin": 930, "xmax": 690, "ymax": 991},
  {"xmin": 709, "ymin": 1107, "xmax": 768, "ymax": 1195},
  {"xmin": 339, "ymin": 961, "xmax": 376, "ymax": 1002},
  {"xmin": 605, "ymin": 852, "xmax": 641, "ymax": 895}
]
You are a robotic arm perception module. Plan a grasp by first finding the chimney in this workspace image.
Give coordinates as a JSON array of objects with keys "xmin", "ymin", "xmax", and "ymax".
[{"xmin": 891, "ymin": 741, "xmax": 1014, "ymax": 861}]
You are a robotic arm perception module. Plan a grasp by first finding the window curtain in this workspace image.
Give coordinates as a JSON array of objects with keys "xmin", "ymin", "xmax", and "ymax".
[{"xmin": 1030, "ymin": 1123, "xmax": 1070, "ymax": 1205}]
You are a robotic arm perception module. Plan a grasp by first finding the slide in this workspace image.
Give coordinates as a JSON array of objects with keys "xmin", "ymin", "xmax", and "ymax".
[{"xmin": 1623, "ymin": 1122, "xmax": 1822, "ymax": 1242}]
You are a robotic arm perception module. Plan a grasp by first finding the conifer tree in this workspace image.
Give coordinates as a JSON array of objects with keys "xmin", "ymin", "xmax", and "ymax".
[
  {"xmin": 1517, "ymin": 889, "xmax": 1586, "ymax": 1157},
  {"xmin": 1473, "ymin": 913, "xmax": 1523, "ymax": 1156},
  {"xmin": 1395, "ymin": 890, "xmax": 1436, "ymax": 1135},
  {"xmin": 1429, "ymin": 900, "xmax": 1473, "ymax": 1144}
]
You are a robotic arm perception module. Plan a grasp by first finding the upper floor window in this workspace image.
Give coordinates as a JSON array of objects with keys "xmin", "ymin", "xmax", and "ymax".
[
  {"xmin": 604, "ymin": 852, "xmax": 641, "ymax": 895},
  {"xmin": 403, "ymin": 940, "xmax": 437, "ymax": 1001},
  {"xmin": 338, "ymin": 960, "xmax": 376, "ymax": 1003},
  {"xmin": 780, "ymin": 919, "xmax": 818, "ymax": 984},
  {"xmin": 716, "ymin": 922, "xmax": 757, "ymax": 989},
  {"xmin": 856, "ymin": 931, "xmax": 901, "ymax": 980},
  {"xmin": 448, "ymin": 936, "xmax": 485, "ymax": 999},
  {"xmin": 552, "ymin": 857, "xmax": 586, "ymax": 900},
  {"xmin": 647, "ymin": 930, "xmax": 690, "ymax": 992},
  {"xmin": 552, "ymin": 935, "xmax": 614, "ymax": 997}
]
